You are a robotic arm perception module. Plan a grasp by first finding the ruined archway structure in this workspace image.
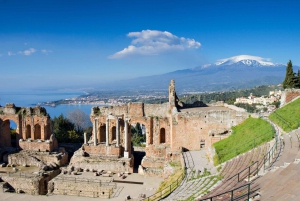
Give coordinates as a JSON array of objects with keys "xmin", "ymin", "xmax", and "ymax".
[
  {"xmin": 84, "ymin": 80, "xmax": 248, "ymax": 175},
  {"xmin": 0, "ymin": 104, "xmax": 68, "ymax": 196},
  {"xmin": 0, "ymin": 103, "xmax": 57, "ymax": 152}
]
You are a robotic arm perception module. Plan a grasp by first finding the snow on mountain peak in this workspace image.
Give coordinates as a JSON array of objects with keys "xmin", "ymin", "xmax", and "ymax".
[{"xmin": 215, "ymin": 55, "xmax": 275, "ymax": 66}]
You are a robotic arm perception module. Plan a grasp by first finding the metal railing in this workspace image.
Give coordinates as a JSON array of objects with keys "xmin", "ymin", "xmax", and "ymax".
[
  {"xmin": 142, "ymin": 170, "xmax": 185, "ymax": 201},
  {"xmin": 142, "ymin": 151, "xmax": 190, "ymax": 201},
  {"xmin": 199, "ymin": 124, "xmax": 280, "ymax": 201},
  {"xmin": 200, "ymin": 183, "xmax": 254, "ymax": 201}
]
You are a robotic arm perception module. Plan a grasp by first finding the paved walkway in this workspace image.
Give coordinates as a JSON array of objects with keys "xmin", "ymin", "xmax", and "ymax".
[{"xmin": 254, "ymin": 129, "xmax": 300, "ymax": 201}]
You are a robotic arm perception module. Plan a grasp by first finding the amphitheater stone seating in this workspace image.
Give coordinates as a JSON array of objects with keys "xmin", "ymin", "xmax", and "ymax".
[{"xmin": 253, "ymin": 131, "xmax": 300, "ymax": 201}]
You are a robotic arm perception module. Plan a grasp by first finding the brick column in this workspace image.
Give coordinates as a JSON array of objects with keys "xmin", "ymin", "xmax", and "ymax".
[
  {"xmin": 124, "ymin": 120, "xmax": 129, "ymax": 158},
  {"xmin": 116, "ymin": 118, "xmax": 120, "ymax": 147},
  {"xmin": 106, "ymin": 118, "xmax": 109, "ymax": 146},
  {"xmin": 93, "ymin": 119, "xmax": 97, "ymax": 146}
]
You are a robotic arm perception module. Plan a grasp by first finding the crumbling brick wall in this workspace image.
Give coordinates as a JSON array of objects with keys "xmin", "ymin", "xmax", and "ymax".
[{"xmin": 280, "ymin": 88, "xmax": 300, "ymax": 107}]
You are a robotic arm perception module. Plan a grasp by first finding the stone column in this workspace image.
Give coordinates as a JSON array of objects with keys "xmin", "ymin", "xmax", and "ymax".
[
  {"xmin": 84, "ymin": 132, "xmax": 87, "ymax": 144},
  {"xmin": 116, "ymin": 118, "xmax": 120, "ymax": 147},
  {"xmin": 124, "ymin": 120, "xmax": 129, "ymax": 158},
  {"xmin": 94, "ymin": 119, "xmax": 97, "ymax": 146},
  {"xmin": 106, "ymin": 118, "xmax": 109, "ymax": 146}
]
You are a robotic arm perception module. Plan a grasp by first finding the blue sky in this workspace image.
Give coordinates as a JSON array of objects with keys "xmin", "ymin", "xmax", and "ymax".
[{"xmin": 1, "ymin": 0, "xmax": 300, "ymax": 92}]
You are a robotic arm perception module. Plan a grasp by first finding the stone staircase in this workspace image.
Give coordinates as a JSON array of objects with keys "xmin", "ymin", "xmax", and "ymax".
[
  {"xmin": 162, "ymin": 151, "xmax": 219, "ymax": 201},
  {"xmin": 253, "ymin": 129, "xmax": 300, "ymax": 200}
]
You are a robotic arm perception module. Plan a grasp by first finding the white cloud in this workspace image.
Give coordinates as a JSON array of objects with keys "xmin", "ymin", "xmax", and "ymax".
[
  {"xmin": 18, "ymin": 48, "xmax": 36, "ymax": 56},
  {"xmin": 109, "ymin": 30, "xmax": 201, "ymax": 59},
  {"xmin": 41, "ymin": 49, "xmax": 52, "ymax": 55},
  {"xmin": 8, "ymin": 51, "xmax": 15, "ymax": 56}
]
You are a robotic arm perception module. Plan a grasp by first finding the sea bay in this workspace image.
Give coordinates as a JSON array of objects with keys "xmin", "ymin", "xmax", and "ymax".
[{"xmin": 0, "ymin": 91, "xmax": 105, "ymax": 123}]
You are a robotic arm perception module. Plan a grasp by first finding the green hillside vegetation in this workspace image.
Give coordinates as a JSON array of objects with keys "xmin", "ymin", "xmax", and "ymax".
[
  {"xmin": 269, "ymin": 98, "xmax": 300, "ymax": 132},
  {"xmin": 213, "ymin": 117, "xmax": 274, "ymax": 165},
  {"xmin": 180, "ymin": 85, "xmax": 282, "ymax": 105}
]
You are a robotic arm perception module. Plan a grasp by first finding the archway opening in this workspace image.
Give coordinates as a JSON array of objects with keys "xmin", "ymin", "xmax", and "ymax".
[
  {"xmin": 44, "ymin": 125, "xmax": 50, "ymax": 140},
  {"xmin": 26, "ymin": 125, "xmax": 31, "ymax": 139},
  {"xmin": 0, "ymin": 119, "xmax": 18, "ymax": 147},
  {"xmin": 34, "ymin": 124, "xmax": 41, "ymax": 140},
  {"xmin": 131, "ymin": 123, "xmax": 146, "ymax": 147},
  {"xmin": 99, "ymin": 125, "xmax": 106, "ymax": 143},
  {"xmin": 111, "ymin": 126, "xmax": 116, "ymax": 142},
  {"xmin": 160, "ymin": 128, "xmax": 166, "ymax": 144}
]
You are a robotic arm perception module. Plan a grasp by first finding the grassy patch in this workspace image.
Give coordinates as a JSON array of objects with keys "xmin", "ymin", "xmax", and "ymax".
[
  {"xmin": 269, "ymin": 98, "xmax": 300, "ymax": 132},
  {"xmin": 189, "ymin": 168, "xmax": 211, "ymax": 181},
  {"xmin": 169, "ymin": 161, "xmax": 181, "ymax": 168},
  {"xmin": 213, "ymin": 117, "xmax": 274, "ymax": 165},
  {"xmin": 157, "ymin": 168, "xmax": 184, "ymax": 192},
  {"xmin": 146, "ymin": 167, "xmax": 184, "ymax": 200}
]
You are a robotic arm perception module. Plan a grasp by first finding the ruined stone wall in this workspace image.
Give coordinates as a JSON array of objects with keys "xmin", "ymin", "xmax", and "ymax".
[
  {"xmin": 83, "ymin": 144, "xmax": 123, "ymax": 157},
  {"xmin": 224, "ymin": 103, "xmax": 247, "ymax": 112},
  {"xmin": 22, "ymin": 115, "xmax": 51, "ymax": 140},
  {"xmin": 19, "ymin": 140, "xmax": 55, "ymax": 152},
  {"xmin": 0, "ymin": 104, "xmax": 51, "ymax": 149},
  {"xmin": 34, "ymin": 153, "xmax": 69, "ymax": 167},
  {"xmin": 144, "ymin": 103, "xmax": 170, "ymax": 117},
  {"xmin": 171, "ymin": 110, "xmax": 248, "ymax": 151},
  {"xmin": 1, "ymin": 175, "xmax": 41, "ymax": 195},
  {"xmin": 8, "ymin": 151, "xmax": 68, "ymax": 167},
  {"xmin": 8, "ymin": 152, "xmax": 45, "ymax": 167},
  {"xmin": 145, "ymin": 145, "xmax": 168, "ymax": 159},
  {"xmin": 69, "ymin": 153, "xmax": 134, "ymax": 173},
  {"xmin": 92, "ymin": 105, "xmax": 128, "ymax": 116},
  {"xmin": 0, "ymin": 114, "xmax": 22, "ymax": 148},
  {"xmin": 152, "ymin": 117, "xmax": 170, "ymax": 145},
  {"xmin": 51, "ymin": 178, "xmax": 114, "ymax": 198},
  {"xmin": 280, "ymin": 88, "xmax": 300, "ymax": 107}
]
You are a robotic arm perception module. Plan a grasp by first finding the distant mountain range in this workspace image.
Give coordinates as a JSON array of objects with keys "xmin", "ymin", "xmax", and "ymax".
[{"xmin": 98, "ymin": 55, "xmax": 300, "ymax": 92}]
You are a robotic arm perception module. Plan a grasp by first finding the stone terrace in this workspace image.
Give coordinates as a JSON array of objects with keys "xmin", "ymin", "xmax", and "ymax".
[
  {"xmin": 253, "ymin": 129, "xmax": 300, "ymax": 200},
  {"xmin": 197, "ymin": 142, "xmax": 270, "ymax": 201}
]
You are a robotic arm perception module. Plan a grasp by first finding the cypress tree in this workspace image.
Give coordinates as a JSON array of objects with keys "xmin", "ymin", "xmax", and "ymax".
[
  {"xmin": 296, "ymin": 70, "xmax": 300, "ymax": 89},
  {"xmin": 283, "ymin": 60, "xmax": 295, "ymax": 89}
]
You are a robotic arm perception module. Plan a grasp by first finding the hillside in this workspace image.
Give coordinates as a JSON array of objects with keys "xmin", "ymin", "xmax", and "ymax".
[
  {"xmin": 94, "ymin": 55, "xmax": 300, "ymax": 92},
  {"xmin": 269, "ymin": 97, "xmax": 300, "ymax": 132},
  {"xmin": 213, "ymin": 117, "xmax": 274, "ymax": 165}
]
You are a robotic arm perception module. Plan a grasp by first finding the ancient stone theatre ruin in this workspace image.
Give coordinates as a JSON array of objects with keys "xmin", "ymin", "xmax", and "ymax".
[{"xmin": 84, "ymin": 80, "xmax": 248, "ymax": 175}]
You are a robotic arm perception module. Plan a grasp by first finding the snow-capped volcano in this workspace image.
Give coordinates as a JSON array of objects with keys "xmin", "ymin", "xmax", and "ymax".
[{"xmin": 214, "ymin": 55, "xmax": 276, "ymax": 66}]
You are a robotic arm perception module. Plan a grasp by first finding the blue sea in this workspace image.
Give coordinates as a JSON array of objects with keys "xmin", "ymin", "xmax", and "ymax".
[{"xmin": 0, "ymin": 91, "xmax": 104, "ymax": 128}]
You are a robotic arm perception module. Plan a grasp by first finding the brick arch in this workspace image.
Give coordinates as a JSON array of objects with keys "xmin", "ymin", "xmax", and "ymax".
[
  {"xmin": 129, "ymin": 118, "xmax": 152, "ymax": 145},
  {"xmin": 25, "ymin": 124, "xmax": 31, "ymax": 139},
  {"xmin": 160, "ymin": 128, "xmax": 166, "ymax": 144},
  {"xmin": 0, "ymin": 116, "xmax": 20, "ymax": 148},
  {"xmin": 111, "ymin": 126, "xmax": 116, "ymax": 142},
  {"xmin": 34, "ymin": 124, "xmax": 41, "ymax": 140},
  {"xmin": 98, "ymin": 125, "xmax": 106, "ymax": 143}
]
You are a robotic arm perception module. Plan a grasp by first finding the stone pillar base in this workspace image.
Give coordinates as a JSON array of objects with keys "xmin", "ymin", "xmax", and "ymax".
[{"xmin": 124, "ymin": 151, "xmax": 129, "ymax": 158}]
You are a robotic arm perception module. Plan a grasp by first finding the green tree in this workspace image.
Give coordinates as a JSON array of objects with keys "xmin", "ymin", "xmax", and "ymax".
[
  {"xmin": 52, "ymin": 114, "xmax": 81, "ymax": 143},
  {"xmin": 68, "ymin": 130, "xmax": 82, "ymax": 143},
  {"xmin": 131, "ymin": 123, "xmax": 146, "ymax": 146},
  {"xmin": 283, "ymin": 60, "xmax": 296, "ymax": 89},
  {"xmin": 294, "ymin": 69, "xmax": 300, "ymax": 89}
]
